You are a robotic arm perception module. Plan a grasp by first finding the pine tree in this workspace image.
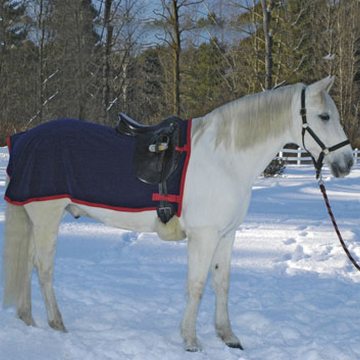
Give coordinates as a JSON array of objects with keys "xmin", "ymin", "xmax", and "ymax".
[
  {"xmin": 0, "ymin": 0, "xmax": 27, "ymax": 51},
  {"xmin": 0, "ymin": 0, "xmax": 30, "ymax": 143},
  {"xmin": 182, "ymin": 38, "xmax": 230, "ymax": 117},
  {"xmin": 47, "ymin": 0, "xmax": 99, "ymax": 120},
  {"xmin": 125, "ymin": 47, "xmax": 167, "ymax": 124}
]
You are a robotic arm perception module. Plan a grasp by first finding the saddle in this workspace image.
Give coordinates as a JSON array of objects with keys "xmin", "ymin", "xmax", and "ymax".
[{"xmin": 116, "ymin": 113, "xmax": 184, "ymax": 223}]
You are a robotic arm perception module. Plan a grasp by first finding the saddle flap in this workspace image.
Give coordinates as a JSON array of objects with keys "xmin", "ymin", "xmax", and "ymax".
[{"xmin": 134, "ymin": 119, "xmax": 181, "ymax": 184}]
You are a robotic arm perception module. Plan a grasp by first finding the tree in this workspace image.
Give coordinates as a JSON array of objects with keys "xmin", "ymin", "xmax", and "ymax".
[
  {"xmin": 260, "ymin": 0, "xmax": 275, "ymax": 90},
  {"xmin": 125, "ymin": 47, "xmax": 167, "ymax": 123},
  {"xmin": 182, "ymin": 38, "xmax": 230, "ymax": 117},
  {"xmin": 0, "ymin": 0, "xmax": 29, "ymax": 142},
  {"xmin": 94, "ymin": 0, "xmax": 145, "ymax": 124},
  {"xmin": 47, "ymin": 0, "xmax": 99, "ymax": 120},
  {"xmin": 230, "ymin": 0, "xmax": 330, "ymax": 90},
  {"xmin": 332, "ymin": 0, "xmax": 360, "ymax": 146},
  {"xmin": 0, "ymin": 0, "xmax": 27, "ymax": 51},
  {"xmin": 154, "ymin": 0, "xmax": 204, "ymax": 116},
  {"xmin": 101, "ymin": 0, "xmax": 114, "ymax": 123},
  {"xmin": 27, "ymin": 0, "xmax": 57, "ymax": 126}
]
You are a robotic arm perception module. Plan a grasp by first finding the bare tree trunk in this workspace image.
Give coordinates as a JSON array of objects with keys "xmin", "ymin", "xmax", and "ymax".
[
  {"xmin": 251, "ymin": 0, "xmax": 261, "ymax": 92},
  {"xmin": 335, "ymin": 0, "xmax": 360, "ymax": 144},
  {"xmin": 261, "ymin": 0, "xmax": 275, "ymax": 90},
  {"xmin": 102, "ymin": 0, "xmax": 113, "ymax": 123},
  {"xmin": 37, "ymin": 0, "xmax": 46, "ymax": 123},
  {"xmin": 173, "ymin": 0, "xmax": 181, "ymax": 115},
  {"xmin": 170, "ymin": 0, "xmax": 181, "ymax": 115}
]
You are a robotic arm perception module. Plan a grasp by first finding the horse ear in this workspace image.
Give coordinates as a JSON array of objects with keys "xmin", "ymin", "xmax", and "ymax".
[{"xmin": 309, "ymin": 76, "xmax": 335, "ymax": 93}]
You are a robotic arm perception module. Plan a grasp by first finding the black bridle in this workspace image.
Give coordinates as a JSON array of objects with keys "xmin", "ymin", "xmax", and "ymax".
[{"xmin": 300, "ymin": 87, "xmax": 350, "ymax": 179}]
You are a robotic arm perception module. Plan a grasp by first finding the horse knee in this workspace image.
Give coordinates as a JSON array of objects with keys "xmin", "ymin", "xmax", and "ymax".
[
  {"xmin": 188, "ymin": 280, "xmax": 206, "ymax": 301},
  {"xmin": 37, "ymin": 267, "xmax": 53, "ymax": 286}
]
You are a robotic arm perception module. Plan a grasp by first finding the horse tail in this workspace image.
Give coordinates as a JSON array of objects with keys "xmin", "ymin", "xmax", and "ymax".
[{"xmin": 3, "ymin": 202, "xmax": 31, "ymax": 308}]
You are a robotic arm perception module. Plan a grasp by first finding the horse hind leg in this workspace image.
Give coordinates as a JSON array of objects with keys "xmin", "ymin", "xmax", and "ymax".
[
  {"xmin": 3, "ymin": 203, "xmax": 35, "ymax": 326},
  {"xmin": 25, "ymin": 200, "xmax": 68, "ymax": 332}
]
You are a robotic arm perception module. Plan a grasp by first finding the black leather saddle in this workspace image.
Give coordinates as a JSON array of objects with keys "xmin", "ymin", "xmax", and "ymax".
[
  {"xmin": 116, "ymin": 113, "xmax": 184, "ymax": 223},
  {"xmin": 117, "ymin": 112, "xmax": 175, "ymax": 136}
]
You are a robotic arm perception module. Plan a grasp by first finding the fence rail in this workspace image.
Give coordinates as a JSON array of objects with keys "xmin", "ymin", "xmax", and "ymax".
[{"xmin": 277, "ymin": 147, "xmax": 360, "ymax": 165}]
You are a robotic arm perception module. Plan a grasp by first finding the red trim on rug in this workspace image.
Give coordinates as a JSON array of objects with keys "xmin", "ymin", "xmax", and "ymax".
[
  {"xmin": 6, "ymin": 136, "xmax": 11, "ymax": 152},
  {"xmin": 5, "ymin": 136, "xmax": 11, "ymax": 178},
  {"xmin": 152, "ymin": 193, "xmax": 181, "ymax": 203},
  {"xmin": 176, "ymin": 118, "xmax": 192, "ymax": 217},
  {"xmin": 4, "ymin": 194, "xmax": 157, "ymax": 213}
]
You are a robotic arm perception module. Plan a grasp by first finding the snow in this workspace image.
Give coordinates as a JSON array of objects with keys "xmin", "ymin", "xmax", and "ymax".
[
  {"xmin": 1, "ymin": 146, "xmax": 360, "ymax": 360},
  {"xmin": 323, "ymin": 53, "xmax": 335, "ymax": 61}
]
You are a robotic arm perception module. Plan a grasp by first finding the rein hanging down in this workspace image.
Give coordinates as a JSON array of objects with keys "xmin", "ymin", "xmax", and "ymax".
[
  {"xmin": 299, "ymin": 87, "xmax": 360, "ymax": 272},
  {"xmin": 318, "ymin": 178, "xmax": 360, "ymax": 272}
]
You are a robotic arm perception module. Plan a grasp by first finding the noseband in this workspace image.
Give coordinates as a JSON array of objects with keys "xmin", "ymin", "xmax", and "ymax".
[{"xmin": 300, "ymin": 87, "xmax": 350, "ymax": 178}]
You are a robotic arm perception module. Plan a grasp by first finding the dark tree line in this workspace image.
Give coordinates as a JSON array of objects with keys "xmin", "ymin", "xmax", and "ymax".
[{"xmin": 1, "ymin": 0, "xmax": 360, "ymax": 147}]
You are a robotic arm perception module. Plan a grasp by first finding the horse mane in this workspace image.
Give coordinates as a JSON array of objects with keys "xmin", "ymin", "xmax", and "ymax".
[{"xmin": 194, "ymin": 83, "xmax": 303, "ymax": 150}]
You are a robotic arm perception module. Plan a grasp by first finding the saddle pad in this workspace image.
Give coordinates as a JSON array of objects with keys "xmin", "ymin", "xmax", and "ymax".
[{"xmin": 5, "ymin": 118, "xmax": 191, "ymax": 216}]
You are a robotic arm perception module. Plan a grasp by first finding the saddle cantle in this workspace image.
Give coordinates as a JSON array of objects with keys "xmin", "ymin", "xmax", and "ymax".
[
  {"xmin": 116, "ymin": 112, "xmax": 186, "ymax": 223},
  {"xmin": 116, "ymin": 112, "xmax": 174, "ymax": 136}
]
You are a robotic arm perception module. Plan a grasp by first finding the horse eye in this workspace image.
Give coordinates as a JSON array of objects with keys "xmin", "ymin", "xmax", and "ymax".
[{"xmin": 319, "ymin": 113, "xmax": 330, "ymax": 121}]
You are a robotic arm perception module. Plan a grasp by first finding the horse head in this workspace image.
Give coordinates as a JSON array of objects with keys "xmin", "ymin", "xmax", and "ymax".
[{"xmin": 294, "ymin": 76, "xmax": 353, "ymax": 178}]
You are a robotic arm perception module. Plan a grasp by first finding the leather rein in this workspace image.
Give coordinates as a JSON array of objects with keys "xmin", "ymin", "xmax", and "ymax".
[{"xmin": 299, "ymin": 87, "xmax": 360, "ymax": 272}]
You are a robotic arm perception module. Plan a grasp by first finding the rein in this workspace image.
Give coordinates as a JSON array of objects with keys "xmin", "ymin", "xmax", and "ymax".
[
  {"xmin": 318, "ymin": 179, "xmax": 360, "ymax": 272},
  {"xmin": 300, "ymin": 87, "xmax": 360, "ymax": 272}
]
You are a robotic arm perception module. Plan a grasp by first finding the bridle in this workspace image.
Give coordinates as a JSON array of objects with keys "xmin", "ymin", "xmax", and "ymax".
[
  {"xmin": 300, "ymin": 87, "xmax": 360, "ymax": 272},
  {"xmin": 300, "ymin": 87, "xmax": 350, "ymax": 179}
]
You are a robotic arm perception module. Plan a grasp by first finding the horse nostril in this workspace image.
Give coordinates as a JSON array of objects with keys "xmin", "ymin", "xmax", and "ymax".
[
  {"xmin": 330, "ymin": 156, "xmax": 353, "ymax": 177},
  {"xmin": 348, "ymin": 157, "xmax": 354, "ymax": 169},
  {"xmin": 331, "ymin": 164, "xmax": 340, "ymax": 177}
]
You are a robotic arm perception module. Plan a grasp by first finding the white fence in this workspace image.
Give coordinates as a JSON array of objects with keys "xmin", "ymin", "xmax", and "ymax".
[{"xmin": 278, "ymin": 147, "xmax": 360, "ymax": 165}]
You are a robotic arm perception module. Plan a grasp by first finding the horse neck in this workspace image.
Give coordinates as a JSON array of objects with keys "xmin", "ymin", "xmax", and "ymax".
[{"xmin": 193, "ymin": 85, "xmax": 300, "ymax": 180}]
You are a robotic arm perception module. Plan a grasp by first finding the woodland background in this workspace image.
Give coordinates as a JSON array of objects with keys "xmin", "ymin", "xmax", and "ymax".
[{"xmin": 1, "ymin": 0, "xmax": 360, "ymax": 147}]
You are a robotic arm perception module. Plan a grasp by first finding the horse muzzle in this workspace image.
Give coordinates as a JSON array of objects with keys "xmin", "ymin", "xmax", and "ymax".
[{"xmin": 328, "ymin": 152, "xmax": 354, "ymax": 178}]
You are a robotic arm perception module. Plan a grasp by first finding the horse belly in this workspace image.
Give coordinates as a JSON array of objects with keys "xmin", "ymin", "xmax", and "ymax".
[{"xmin": 69, "ymin": 202, "xmax": 158, "ymax": 232}]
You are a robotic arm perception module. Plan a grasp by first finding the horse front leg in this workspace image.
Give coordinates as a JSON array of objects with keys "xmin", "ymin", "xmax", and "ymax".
[
  {"xmin": 181, "ymin": 227, "xmax": 220, "ymax": 352},
  {"xmin": 211, "ymin": 232, "xmax": 243, "ymax": 349}
]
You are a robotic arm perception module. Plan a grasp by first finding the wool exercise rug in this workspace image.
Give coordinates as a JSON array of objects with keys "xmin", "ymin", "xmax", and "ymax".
[{"xmin": 5, "ymin": 118, "xmax": 191, "ymax": 216}]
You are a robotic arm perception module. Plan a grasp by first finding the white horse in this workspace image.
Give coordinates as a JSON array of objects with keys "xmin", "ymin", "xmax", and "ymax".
[{"xmin": 3, "ymin": 77, "xmax": 353, "ymax": 351}]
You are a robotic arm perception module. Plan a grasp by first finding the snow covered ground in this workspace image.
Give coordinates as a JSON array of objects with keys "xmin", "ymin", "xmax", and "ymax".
[{"xmin": 0, "ymin": 146, "xmax": 360, "ymax": 360}]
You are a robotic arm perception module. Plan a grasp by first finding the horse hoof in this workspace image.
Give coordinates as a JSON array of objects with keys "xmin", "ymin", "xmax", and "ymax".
[
  {"xmin": 184, "ymin": 339, "xmax": 202, "ymax": 352},
  {"xmin": 226, "ymin": 341, "xmax": 244, "ymax": 350},
  {"xmin": 186, "ymin": 345, "xmax": 202, "ymax": 352},
  {"xmin": 49, "ymin": 320, "xmax": 67, "ymax": 333},
  {"xmin": 217, "ymin": 329, "xmax": 243, "ymax": 350},
  {"xmin": 18, "ymin": 313, "xmax": 36, "ymax": 327},
  {"xmin": 17, "ymin": 309, "xmax": 36, "ymax": 327}
]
